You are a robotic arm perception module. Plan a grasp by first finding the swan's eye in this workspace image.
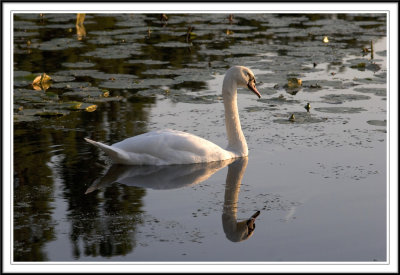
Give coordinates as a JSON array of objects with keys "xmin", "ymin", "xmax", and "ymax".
[{"xmin": 248, "ymin": 75, "xmax": 256, "ymax": 84}]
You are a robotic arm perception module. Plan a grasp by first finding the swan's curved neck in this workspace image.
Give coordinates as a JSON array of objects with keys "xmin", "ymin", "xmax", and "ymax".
[{"xmin": 222, "ymin": 80, "xmax": 248, "ymax": 156}]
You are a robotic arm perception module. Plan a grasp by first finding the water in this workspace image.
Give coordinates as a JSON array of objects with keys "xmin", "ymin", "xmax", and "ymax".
[{"xmin": 12, "ymin": 13, "xmax": 387, "ymax": 263}]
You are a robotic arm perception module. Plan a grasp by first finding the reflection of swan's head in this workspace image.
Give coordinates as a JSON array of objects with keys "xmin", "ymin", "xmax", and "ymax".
[
  {"xmin": 224, "ymin": 66, "xmax": 261, "ymax": 98},
  {"xmin": 223, "ymin": 210, "xmax": 260, "ymax": 242}
]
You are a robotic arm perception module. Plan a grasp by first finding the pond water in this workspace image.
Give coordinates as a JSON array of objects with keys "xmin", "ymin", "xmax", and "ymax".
[{"xmin": 12, "ymin": 13, "xmax": 387, "ymax": 264}]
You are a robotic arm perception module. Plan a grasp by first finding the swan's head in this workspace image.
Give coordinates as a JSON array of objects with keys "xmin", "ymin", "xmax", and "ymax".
[{"xmin": 225, "ymin": 66, "xmax": 261, "ymax": 98}]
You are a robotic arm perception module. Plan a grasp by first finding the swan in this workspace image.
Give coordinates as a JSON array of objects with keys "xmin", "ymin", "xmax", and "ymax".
[{"xmin": 85, "ymin": 66, "xmax": 261, "ymax": 165}]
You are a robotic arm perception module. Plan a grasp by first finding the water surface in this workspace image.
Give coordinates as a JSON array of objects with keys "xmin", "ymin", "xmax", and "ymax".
[{"xmin": 13, "ymin": 13, "xmax": 387, "ymax": 262}]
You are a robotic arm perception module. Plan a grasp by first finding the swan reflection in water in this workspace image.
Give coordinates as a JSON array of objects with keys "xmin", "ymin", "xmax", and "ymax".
[
  {"xmin": 86, "ymin": 157, "xmax": 260, "ymax": 242},
  {"xmin": 222, "ymin": 157, "xmax": 260, "ymax": 242}
]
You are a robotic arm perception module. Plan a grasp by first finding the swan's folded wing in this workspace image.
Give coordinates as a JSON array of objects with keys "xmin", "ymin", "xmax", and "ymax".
[
  {"xmin": 85, "ymin": 138, "xmax": 132, "ymax": 163},
  {"xmin": 111, "ymin": 129, "xmax": 234, "ymax": 164}
]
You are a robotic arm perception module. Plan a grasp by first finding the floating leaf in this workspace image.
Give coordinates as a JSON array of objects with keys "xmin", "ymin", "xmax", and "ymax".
[
  {"xmin": 83, "ymin": 96, "xmax": 123, "ymax": 103},
  {"xmin": 288, "ymin": 78, "xmax": 302, "ymax": 87},
  {"xmin": 102, "ymin": 90, "xmax": 110, "ymax": 97},
  {"xmin": 85, "ymin": 104, "xmax": 97, "ymax": 112},
  {"xmin": 366, "ymin": 120, "xmax": 386, "ymax": 127},
  {"xmin": 320, "ymin": 94, "xmax": 370, "ymax": 104},
  {"xmin": 323, "ymin": 36, "xmax": 329, "ymax": 43},
  {"xmin": 60, "ymin": 101, "xmax": 83, "ymax": 110},
  {"xmin": 32, "ymin": 73, "xmax": 52, "ymax": 91},
  {"xmin": 365, "ymin": 63, "xmax": 380, "ymax": 72},
  {"xmin": 351, "ymin": 62, "xmax": 366, "ymax": 69},
  {"xmin": 34, "ymin": 109, "xmax": 69, "ymax": 117},
  {"xmin": 314, "ymin": 107, "xmax": 366, "ymax": 114},
  {"xmin": 287, "ymin": 78, "xmax": 302, "ymax": 88}
]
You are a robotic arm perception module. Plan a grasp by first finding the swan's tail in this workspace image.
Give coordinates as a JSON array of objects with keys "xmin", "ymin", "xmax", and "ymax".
[{"xmin": 84, "ymin": 138, "xmax": 130, "ymax": 164}]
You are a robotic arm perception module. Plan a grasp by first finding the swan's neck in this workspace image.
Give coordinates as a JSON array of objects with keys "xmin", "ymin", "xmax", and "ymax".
[{"xmin": 223, "ymin": 81, "xmax": 248, "ymax": 157}]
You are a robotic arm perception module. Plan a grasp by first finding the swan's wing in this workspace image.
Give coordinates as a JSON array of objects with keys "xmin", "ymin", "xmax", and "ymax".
[
  {"xmin": 85, "ymin": 137, "xmax": 164, "ymax": 165},
  {"xmin": 112, "ymin": 129, "xmax": 234, "ymax": 164}
]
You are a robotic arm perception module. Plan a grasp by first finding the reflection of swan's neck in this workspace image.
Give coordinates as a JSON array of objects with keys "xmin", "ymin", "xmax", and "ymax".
[
  {"xmin": 223, "ymin": 157, "xmax": 254, "ymax": 242},
  {"xmin": 223, "ymin": 157, "xmax": 248, "ymax": 217},
  {"xmin": 223, "ymin": 79, "xmax": 248, "ymax": 157}
]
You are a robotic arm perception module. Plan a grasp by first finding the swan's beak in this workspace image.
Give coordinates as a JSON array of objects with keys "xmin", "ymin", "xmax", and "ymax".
[{"xmin": 247, "ymin": 81, "xmax": 261, "ymax": 98}]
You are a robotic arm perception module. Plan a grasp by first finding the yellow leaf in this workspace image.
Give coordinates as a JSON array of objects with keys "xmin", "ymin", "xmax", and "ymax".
[
  {"xmin": 323, "ymin": 36, "xmax": 329, "ymax": 43},
  {"xmin": 287, "ymin": 78, "xmax": 302, "ymax": 88},
  {"xmin": 32, "ymin": 73, "xmax": 52, "ymax": 91},
  {"xmin": 102, "ymin": 90, "xmax": 110, "ymax": 97},
  {"xmin": 85, "ymin": 104, "xmax": 97, "ymax": 112}
]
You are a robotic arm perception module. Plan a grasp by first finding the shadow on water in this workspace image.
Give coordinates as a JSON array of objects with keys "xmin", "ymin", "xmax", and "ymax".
[{"xmin": 86, "ymin": 157, "xmax": 261, "ymax": 243}]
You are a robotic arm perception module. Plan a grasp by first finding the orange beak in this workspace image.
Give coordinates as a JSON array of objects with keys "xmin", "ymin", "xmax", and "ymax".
[{"xmin": 247, "ymin": 81, "xmax": 261, "ymax": 98}]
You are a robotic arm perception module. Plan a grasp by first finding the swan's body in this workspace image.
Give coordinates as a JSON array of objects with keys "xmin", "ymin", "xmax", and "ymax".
[{"xmin": 85, "ymin": 66, "xmax": 260, "ymax": 165}]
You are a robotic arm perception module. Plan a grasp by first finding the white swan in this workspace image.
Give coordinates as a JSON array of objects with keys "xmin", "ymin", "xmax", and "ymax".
[{"xmin": 85, "ymin": 66, "xmax": 261, "ymax": 165}]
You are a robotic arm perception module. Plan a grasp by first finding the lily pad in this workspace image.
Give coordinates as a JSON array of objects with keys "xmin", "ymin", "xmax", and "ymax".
[
  {"xmin": 50, "ymin": 75, "xmax": 76, "ymax": 82},
  {"xmin": 14, "ymin": 88, "xmax": 55, "ymax": 104},
  {"xmin": 61, "ymin": 87, "xmax": 103, "ymax": 100},
  {"xmin": 82, "ymin": 44, "xmax": 141, "ymax": 59},
  {"xmin": 14, "ymin": 114, "xmax": 41, "ymax": 123},
  {"xmin": 314, "ymin": 107, "xmax": 366, "ymax": 114},
  {"xmin": 320, "ymin": 94, "xmax": 371, "ymax": 104},
  {"xmin": 366, "ymin": 120, "xmax": 386, "ymax": 127},
  {"xmin": 51, "ymin": 82, "xmax": 91, "ymax": 89},
  {"xmin": 375, "ymin": 50, "xmax": 386, "ymax": 57},
  {"xmin": 34, "ymin": 110, "xmax": 70, "ymax": 117},
  {"xmin": 245, "ymin": 105, "xmax": 279, "ymax": 112},
  {"xmin": 353, "ymin": 77, "xmax": 386, "ymax": 84},
  {"xmin": 32, "ymin": 37, "xmax": 84, "ymax": 51},
  {"xmin": 61, "ymin": 62, "xmax": 96, "ymax": 68},
  {"xmin": 353, "ymin": 87, "xmax": 386, "ymax": 97},
  {"xmin": 126, "ymin": 59, "xmax": 170, "ymax": 65},
  {"xmin": 258, "ymin": 95, "xmax": 300, "ymax": 105},
  {"xmin": 83, "ymin": 96, "xmax": 124, "ymax": 103},
  {"xmin": 170, "ymin": 94, "xmax": 221, "ymax": 104}
]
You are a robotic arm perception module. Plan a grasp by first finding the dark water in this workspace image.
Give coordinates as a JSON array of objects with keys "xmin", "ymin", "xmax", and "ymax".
[{"xmin": 13, "ymin": 13, "xmax": 387, "ymax": 262}]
